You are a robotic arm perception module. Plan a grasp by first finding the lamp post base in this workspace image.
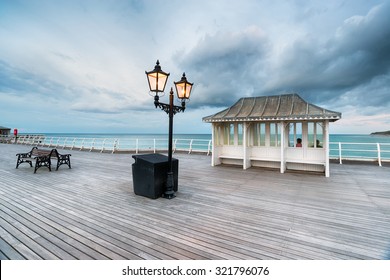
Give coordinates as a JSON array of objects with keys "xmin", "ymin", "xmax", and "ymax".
[{"xmin": 163, "ymin": 171, "xmax": 176, "ymax": 199}]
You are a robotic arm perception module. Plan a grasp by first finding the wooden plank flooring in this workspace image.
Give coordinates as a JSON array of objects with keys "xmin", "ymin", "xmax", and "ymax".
[{"xmin": 1, "ymin": 144, "xmax": 390, "ymax": 260}]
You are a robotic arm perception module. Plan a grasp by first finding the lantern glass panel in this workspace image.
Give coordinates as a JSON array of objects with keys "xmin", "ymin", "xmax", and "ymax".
[
  {"xmin": 175, "ymin": 82, "xmax": 192, "ymax": 99},
  {"xmin": 147, "ymin": 72, "xmax": 169, "ymax": 92}
]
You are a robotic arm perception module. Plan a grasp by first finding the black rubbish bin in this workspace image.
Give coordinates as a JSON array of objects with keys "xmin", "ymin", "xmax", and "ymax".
[{"xmin": 132, "ymin": 153, "xmax": 178, "ymax": 199}]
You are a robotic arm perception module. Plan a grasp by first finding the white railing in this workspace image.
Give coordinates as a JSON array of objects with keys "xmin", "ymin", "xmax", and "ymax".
[
  {"xmin": 12, "ymin": 135, "xmax": 213, "ymax": 155},
  {"xmin": 329, "ymin": 142, "xmax": 390, "ymax": 166},
  {"xmin": 0, "ymin": 135, "xmax": 15, "ymax": 143},
  {"xmin": 7, "ymin": 135, "xmax": 390, "ymax": 165}
]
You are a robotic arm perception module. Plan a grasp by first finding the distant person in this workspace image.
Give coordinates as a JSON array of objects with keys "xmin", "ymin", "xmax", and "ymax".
[{"xmin": 296, "ymin": 138, "xmax": 302, "ymax": 147}]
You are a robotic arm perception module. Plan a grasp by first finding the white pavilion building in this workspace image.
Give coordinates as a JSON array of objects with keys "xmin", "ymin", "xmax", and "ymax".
[{"xmin": 203, "ymin": 93, "xmax": 342, "ymax": 177}]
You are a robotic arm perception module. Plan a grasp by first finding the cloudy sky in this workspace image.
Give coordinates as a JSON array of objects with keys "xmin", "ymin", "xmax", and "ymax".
[{"xmin": 1, "ymin": 0, "xmax": 389, "ymax": 134}]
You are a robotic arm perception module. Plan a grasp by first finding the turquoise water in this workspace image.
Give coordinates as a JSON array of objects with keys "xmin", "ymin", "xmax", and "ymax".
[{"xmin": 330, "ymin": 134, "xmax": 390, "ymax": 144}]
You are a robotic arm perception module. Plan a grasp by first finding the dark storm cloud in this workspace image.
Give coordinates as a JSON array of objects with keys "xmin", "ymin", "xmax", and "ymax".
[
  {"xmin": 179, "ymin": 27, "xmax": 269, "ymax": 107},
  {"xmin": 181, "ymin": 3, "xmax": 390, "ymax": 110},
  {"xmin": 274, "ymin": 2, "xmax": 390, "ymax": 102}
]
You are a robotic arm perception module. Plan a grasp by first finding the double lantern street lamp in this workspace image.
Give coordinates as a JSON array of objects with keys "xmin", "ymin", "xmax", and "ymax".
[{"xmin": 145, "ymin": 60, "xmax": 193, "ymax": 199}]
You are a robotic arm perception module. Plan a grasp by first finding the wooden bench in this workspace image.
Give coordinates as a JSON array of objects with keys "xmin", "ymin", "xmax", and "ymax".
[{"xmin": 16, "ymin": 147, "xmax": 71, "ymax": 173}]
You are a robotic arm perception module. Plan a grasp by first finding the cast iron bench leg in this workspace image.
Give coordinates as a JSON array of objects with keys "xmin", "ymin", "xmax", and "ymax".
[
  {"xmin": 34, "ymin": 156, "xmax": 51, "ymax": 174},
  {"xmin": 16, "ymin": 154, "xmax": 33, "ymax": 169},
  {"xmin": 16, "ymin": 157, "xmax": 33, "ymax": 169},
  {"xmin": 56, "ymin": 154, "xmax": 71, "ymax": 170}
]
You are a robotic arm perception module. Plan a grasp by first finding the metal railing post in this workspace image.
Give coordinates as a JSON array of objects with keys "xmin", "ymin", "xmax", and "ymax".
[
  {"xmin": 71, "ymin": 138, "xmax": 76, "ymax": 150},
  {"xmin": 62, "ymin": 137, "xmax": 68, "ymax": 149},
  {"xmin": 189, "ymin": 139, "xmax": 193, "ymax": 154},
  {"xmin": 79, "ymin": 138, "xmax": 85, "ymax": 150},
  {"xmin": 90, "ymin": 138, "xmax": 95, "ymax": 152},
  {"xmin": 173, "ymin": 139, "xmax": 178, "ymax": 153},
  {"xmin": 207, "ymin": 140, "xmax": 212, "ymax": 156},
  {"xmin": 339, "ymin": 142, "xmax": 342, "ymax": 164},
  {"xmin": 101, "ymin": 139, "xmax": 106, "ymax": 153},
  {"xmin": 112, "ymin": 139, "xmax": 118, "ymax": 154},
  {"xmin": 377, "ymin": 143, "xmax": 382, "ymax": 167}
]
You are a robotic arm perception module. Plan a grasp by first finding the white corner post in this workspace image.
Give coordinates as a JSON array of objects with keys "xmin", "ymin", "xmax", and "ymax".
[
  {"xmin": 324, "ymin": 120, "xmax": 330, "ymax": 177},
  {"xmin": 280, "ymin": 122, "xmax": 285, "ymax": 173},
  {"xmin": 211, "ymin": 123, "xmax": 216, "ymax": 166},
  {"xmin": 243, "ymin": 122, "xmax": 251, "ymax": 170},
  {"xmin": 211, "ymin": 123, "xmax": 221, "ymax": 167}
]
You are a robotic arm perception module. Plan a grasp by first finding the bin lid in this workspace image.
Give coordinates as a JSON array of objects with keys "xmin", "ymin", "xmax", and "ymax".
[{"xmin": 132, "ymin": 153, "xmax": 171, "ymax": 164}]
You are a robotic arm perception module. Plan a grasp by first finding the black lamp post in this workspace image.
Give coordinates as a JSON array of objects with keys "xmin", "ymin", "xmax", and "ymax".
[{"xmin": 145, "ymin": 60, "xmax": 193, "ymax": 199}]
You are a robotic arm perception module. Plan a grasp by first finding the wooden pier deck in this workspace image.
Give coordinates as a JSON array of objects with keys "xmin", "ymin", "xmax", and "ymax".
[{"xmin": 1, "ymin": 143, "xmax": 389, "ymax": 260}]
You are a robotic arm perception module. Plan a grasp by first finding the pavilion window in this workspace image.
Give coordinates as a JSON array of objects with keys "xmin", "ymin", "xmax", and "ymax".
[
  {"xmin": 308, "ymin": 122, "xmax": 324, "ymax": 148},
  {"xmin": 229, "ymin": 123, "xmax": 235, "ymax": 145},
  {"xmin": 308, "ymin": 122, "xmax": 314, "ymax": 147},
  {"xmin": 253, "ymin": 124, "xmax": 258, "ymax": 146},
  {"xmin": 315, "ymin": 122, "xmax": 323, "ymax": 148},
  {"xmin": 253, "ymin": 123, "xmax": 266, "ymax": 146},
  {"xmin": 270, "ymin": 123, "xmax": 280, "ymax": 147},
  {"xmin": 288, "ymin": 123, "xmax": 302, "ymax": 147},
  {"xmin": 215, "ymin": 125, "xmax": 222, "ymax": 146},
  {"xmin": 237, "ymin": 123, "xmax": 243, "ymax": 146},
  {"xmin": 223, "ymin": 124, "xmax": 230, "ymax": 145}
]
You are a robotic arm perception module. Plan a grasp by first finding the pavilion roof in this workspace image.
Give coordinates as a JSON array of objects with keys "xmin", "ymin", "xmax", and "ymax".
[{"xmin": 203, "ymin": 93, "xmax": 341, "ymax": 123}]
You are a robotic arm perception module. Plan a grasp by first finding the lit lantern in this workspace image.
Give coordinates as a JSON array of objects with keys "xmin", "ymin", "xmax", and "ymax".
[
  {"xmin": 145, "ymin": 60, "xmax": 170, "ymax": 94},
  {"xmin": 174, "ymin": 73, "xmax": 193, "ymax": 100}
]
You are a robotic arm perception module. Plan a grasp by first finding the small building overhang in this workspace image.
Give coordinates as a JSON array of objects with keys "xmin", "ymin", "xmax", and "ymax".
[
  {"xmin": 203, "ymin": 93, "xmax": 342, "ymax": 123},
  {"xmin": 0, "ymin": 126, "xmax": 11, "ymax": 136}
]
